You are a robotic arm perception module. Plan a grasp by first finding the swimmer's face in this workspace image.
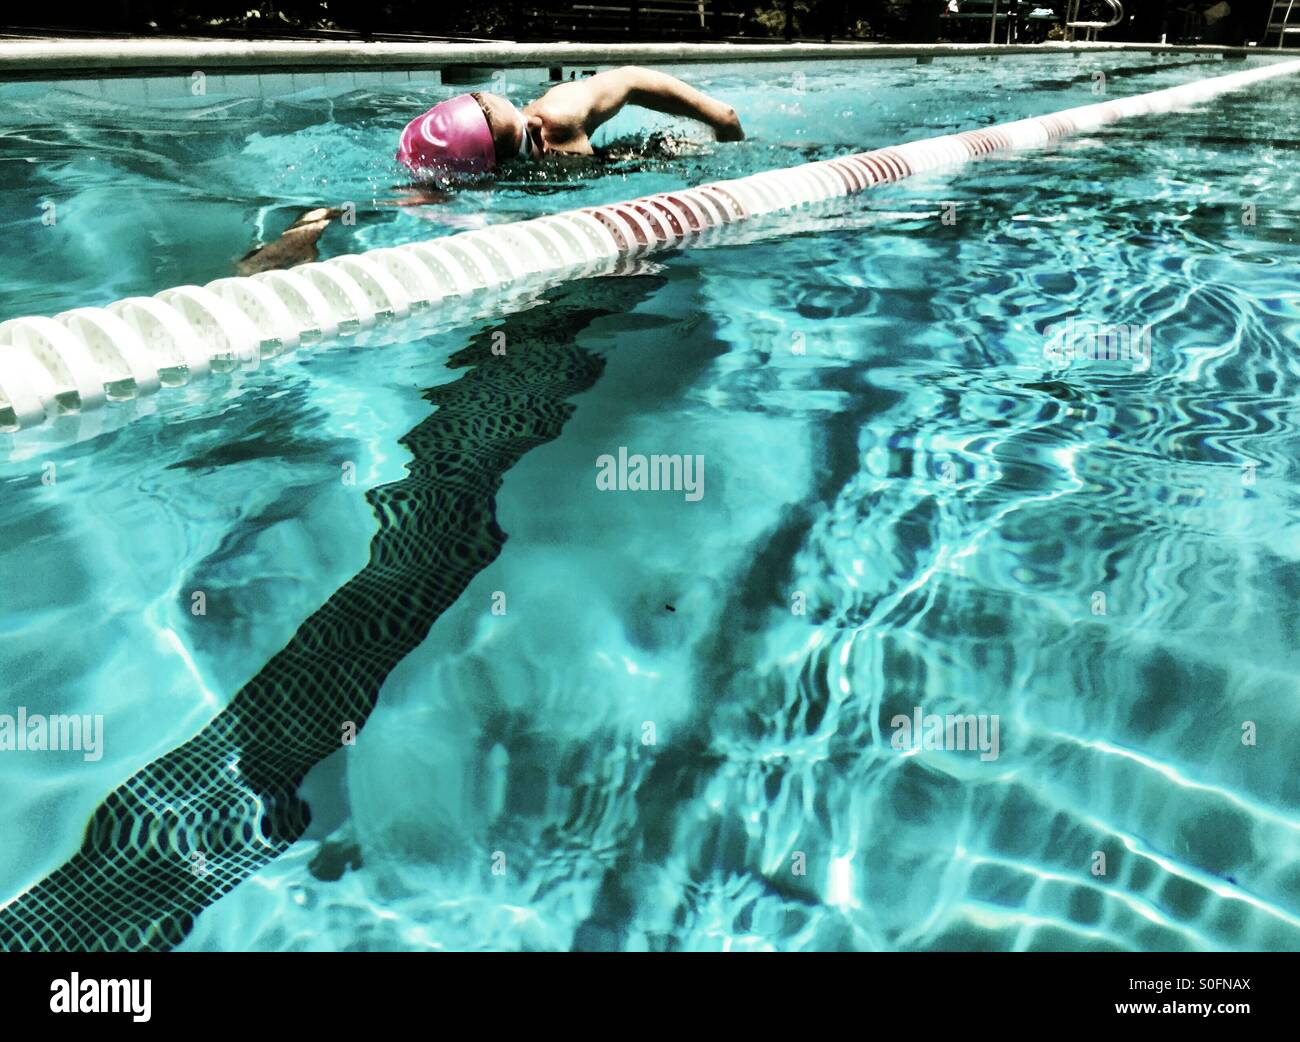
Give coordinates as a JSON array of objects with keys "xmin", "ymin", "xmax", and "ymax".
[{"xmin": 474, "ymin": 92, "xmax": 540, "ymax": 164}]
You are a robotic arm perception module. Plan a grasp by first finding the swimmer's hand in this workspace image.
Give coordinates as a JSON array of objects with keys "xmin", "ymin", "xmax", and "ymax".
[
  {"xmin": 236, "ymin": 207, "xmax": 340, "ymax": 275},
  {"xmin": 713, "ymin": 111, "xmax": 745, "ymax": 142}
]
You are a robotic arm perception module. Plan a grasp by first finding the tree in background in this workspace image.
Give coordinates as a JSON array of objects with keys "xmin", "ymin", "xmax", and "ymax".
[{"xmin": 0, "ymin": 1, "xmax": 1217, "ymax": 43}]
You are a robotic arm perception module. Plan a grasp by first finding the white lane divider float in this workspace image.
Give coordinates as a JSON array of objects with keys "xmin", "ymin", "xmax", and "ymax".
[{"xmin": 2, "ymin": 57, "xmax": 1298, "ymax": 437}]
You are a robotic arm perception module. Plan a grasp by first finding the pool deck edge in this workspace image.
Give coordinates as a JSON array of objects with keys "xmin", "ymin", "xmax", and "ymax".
[{"xmin": 0, "ymin": 37, "xmax": 1278, "ymax": 80}]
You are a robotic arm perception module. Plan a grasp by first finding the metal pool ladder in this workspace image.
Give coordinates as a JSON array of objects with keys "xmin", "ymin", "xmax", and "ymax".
[
  {"xmin": 1064, "ymin": 0, "xmax": 1124, "ymax": 42},
  {"xmin": 1266, "ymin": 1, "xmax": 1300, "ymax": 48}
]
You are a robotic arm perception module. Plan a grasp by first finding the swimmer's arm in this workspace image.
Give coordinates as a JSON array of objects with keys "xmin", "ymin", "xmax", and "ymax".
[
  {"xmin": 600, "ymin": 66, "xmax": 744, "ymax": 141},
  {"xmin": 236, "ymin": 207, "xmax": 341, "ymax": 276}
]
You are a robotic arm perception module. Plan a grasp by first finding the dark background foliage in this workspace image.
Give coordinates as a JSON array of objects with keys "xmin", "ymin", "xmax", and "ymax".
[{"xmin": 0, "ymin": 2, "xmax": 1276, "ymax": 46}]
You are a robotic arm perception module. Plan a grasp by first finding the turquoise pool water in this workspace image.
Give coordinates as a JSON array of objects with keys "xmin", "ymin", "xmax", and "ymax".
[{"xmin": 1, "ymin": 53, "xmax": 1298, "ymax": 951}]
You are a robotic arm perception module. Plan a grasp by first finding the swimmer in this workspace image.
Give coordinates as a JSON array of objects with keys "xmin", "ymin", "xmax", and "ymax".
[
  {"xmin": 396, "ymin": 66, "xmax": 744, "ymax": 174},
  {"xmin": 238, "ymin": 67, "xmax": 743, "ymax": 273}
]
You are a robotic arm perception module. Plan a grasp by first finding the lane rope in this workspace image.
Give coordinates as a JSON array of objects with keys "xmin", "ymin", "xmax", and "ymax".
[{"xmin": 3, "ymin": 57, "xmax": 1299, "ymax": 438}]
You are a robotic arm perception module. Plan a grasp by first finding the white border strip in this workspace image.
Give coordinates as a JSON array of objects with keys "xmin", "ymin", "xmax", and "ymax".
[{"xmin": 0, "ymin": 39, "xmax": 1264, "ymax": 79}]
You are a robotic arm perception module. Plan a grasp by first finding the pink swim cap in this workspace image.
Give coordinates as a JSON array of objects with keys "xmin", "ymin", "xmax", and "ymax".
[{"xmin": 396, "ymin": 94, "xmax": 497, "ymax": 176}]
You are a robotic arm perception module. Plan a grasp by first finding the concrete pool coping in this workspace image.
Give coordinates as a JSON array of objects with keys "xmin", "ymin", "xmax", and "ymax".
[{"xmin": 0, "ymin": 37, "xmax": 1277, "ymax": 82}]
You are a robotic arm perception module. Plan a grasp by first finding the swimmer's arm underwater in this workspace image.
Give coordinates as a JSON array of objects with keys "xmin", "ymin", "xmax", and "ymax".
[{"xmin": 235, "ymin": 207, "xmax": 342, "ymax": 276}]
